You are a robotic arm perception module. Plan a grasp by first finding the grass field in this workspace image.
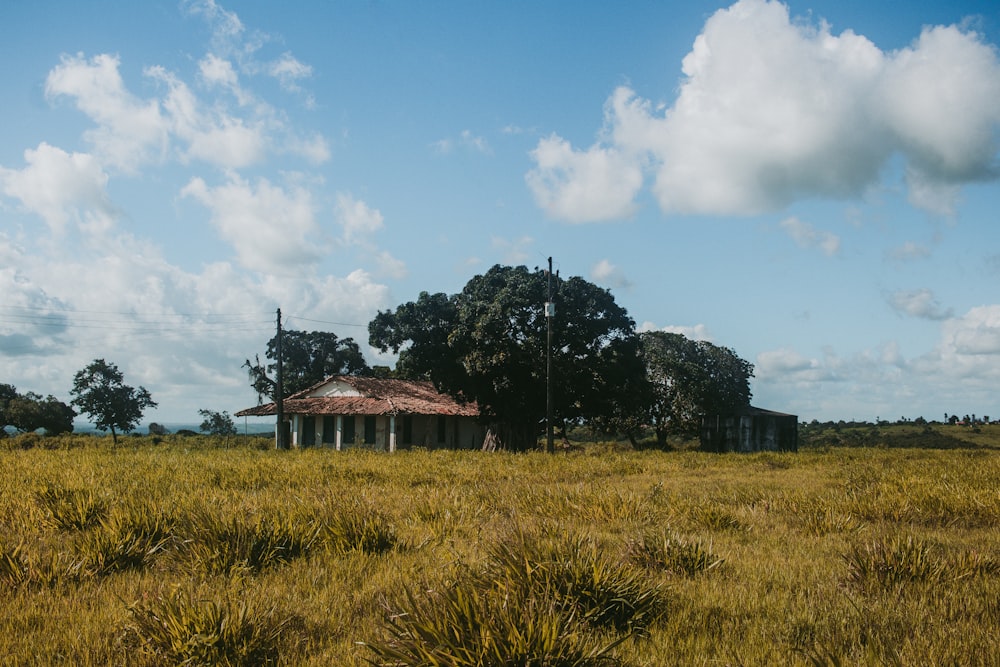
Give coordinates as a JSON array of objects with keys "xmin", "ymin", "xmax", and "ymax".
[{"xmin": 1, "ymin": 424, "xmax": 998, "ymax": 666}]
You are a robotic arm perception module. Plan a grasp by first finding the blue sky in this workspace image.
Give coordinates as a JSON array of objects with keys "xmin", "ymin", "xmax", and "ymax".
[{"xmin": 2, "ymin": 0, "xmax": 1000, "ymax": 426}]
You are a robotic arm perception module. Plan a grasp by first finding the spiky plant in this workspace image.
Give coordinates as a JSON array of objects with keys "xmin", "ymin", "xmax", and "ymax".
[{"xmin": 127, "ymin": 590, "xmax": 291, "ymax": 666}]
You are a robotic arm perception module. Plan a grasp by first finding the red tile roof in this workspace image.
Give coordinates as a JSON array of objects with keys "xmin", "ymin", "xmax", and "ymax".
[{"xmin": 235, "ymin": 376, "xmax": 478, "ymax": 418}]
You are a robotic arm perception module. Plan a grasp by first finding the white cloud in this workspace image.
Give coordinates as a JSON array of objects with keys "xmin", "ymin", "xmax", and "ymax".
[
  {"xmin": 268, "ymin": 52, "xmax": 312, "ymax": 92},
  {"xmin": 779, "ymin": 216, "xmax": 840, "ymax": 255},
  {"xmin": 0, "ymin": 142, "xmax": 116, "ymax": 234},
  {"xmin": 181, "ymin": 174, "xmax": 324, "ymax": 273},
  {"xmin": 526, "ymin": 134, "xmax": 643, "ymax": 223},
  {"xmin": 937, "ymin": 305, "xmax": 1000, "ymax": 357},
  {"xmin": 45, "ymin": 53, "xmax": 169, "ymax": 172},
  {"xmin": 461, "ymin": 130, "xmax": 491, "ymax": 155},
  {"xmin": 335, "ymin": 193, "xmax": 384, "ymax": 244},
  {"xmin": 887, "ymin": 288, "xmax": 953, "ymax": 320},
  {"xmin": 528, "ymin": 0, "xmax": 1000, "ymax": 221},
  {"xmin": 590, "ymin": 259, "xmax": 632, "ymax": 289}
]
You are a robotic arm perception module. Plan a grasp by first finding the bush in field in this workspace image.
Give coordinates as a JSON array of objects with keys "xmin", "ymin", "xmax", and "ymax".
[
  {"xmin": 176, "ymin": 509, "xmax": 324, "ymax": 575},
  {"xmin": 366, "ymin": 584, "xmax": 623, "ymax": 667},
  {"xmin": 127, "ymin": 590, "xmax": 291, "ymax": 666},
  {"xmin": 35, "ymin": 485, "xmax": 106, "ymax": 531},
  {"xmin": 482, "ymin": 529, "xmax": 666, "ymax": 635},
  {"xmin": 844, "ymin": 535, "xmax": 946, "ymax": 587},
  {"xmin": 626, "ymin": 530, "xmax": 724, "ymax": 576},
  {"xmin": 74, "ymin": 505, "xmax": 175, "ymax": 576},
  {"xmin": 324, "ymin": 503, "xmax": 399, "ymax": 555}
]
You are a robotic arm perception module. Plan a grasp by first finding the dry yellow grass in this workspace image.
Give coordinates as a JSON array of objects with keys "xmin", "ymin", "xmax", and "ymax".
[{"xmin": 0, "ymin": 428, "xmax": 998, "ymax": 665}]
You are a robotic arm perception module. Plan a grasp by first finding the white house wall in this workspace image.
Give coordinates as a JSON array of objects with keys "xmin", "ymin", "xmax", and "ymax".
[{"xmin": 290, "ymin": 413, "xmax": 483, "ymax": 451}]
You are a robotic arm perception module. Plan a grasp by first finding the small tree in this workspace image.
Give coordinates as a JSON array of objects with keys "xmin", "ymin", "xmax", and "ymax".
[
  {"xmin": 70, "ymin": 359, "xmax": 156, "ymax": 445},
  {"xmin": 198, "ymin": 409, "xmax": 237, "ymax": 437}
]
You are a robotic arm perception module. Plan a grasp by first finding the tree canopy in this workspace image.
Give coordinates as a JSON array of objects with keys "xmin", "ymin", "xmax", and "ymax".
[
  {"xmin": 70, "ymin": 359, "xmax": 156, "ymax": 445},
  {"xmin": 199, "ymin": 409, "xmax": 237, "ymax": 437},
  {"xmin": 245, "ymin": 330, "xmax": 370, "ymax": 403},
  {"xmin": 0, "ymin": 384, "xmax": 76, "ymax": 436},
  {"xmin": 639, "ymin": 331, "xmax": 754, "ymax": 446},
  {"xmin": 369, "ymin": 264, "xmax": 643, "ymax": 450}
]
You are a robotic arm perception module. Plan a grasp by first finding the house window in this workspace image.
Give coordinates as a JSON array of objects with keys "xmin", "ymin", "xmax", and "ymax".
[
  {"xmin": 322, "ymin": 416, "xmax": 335, "ymax": 444},
  {"xmin": 402, "ymin": 415, "xmax": 413, "ymax": 444},
  {"xmin": 364, "ymin": 416, "xmax": 376, "ymax": 444},
  {"xmin": 302, "ymin": 416, "xmax": 316, "ymax": 447},
  {"xmin": 342, "ymin": 416, "xmax": 355, "ymax": 444},
  {"xmin": 437, "ymin": 415, "xmax": 447, "ymax": 444}
]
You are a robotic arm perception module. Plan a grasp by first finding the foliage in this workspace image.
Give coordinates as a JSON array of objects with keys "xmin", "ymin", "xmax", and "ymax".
[
  {"xmin": 199, "ymin": 408, "xmax": 238, "ymax": 436},
  {"xmin": 366, "ymin": 584, "xmax": 623, "ymax": 667},
  {"xmin": 127, "ymin": 590, "xmax": 291, "ymax": 666},
  {"xmin": 175, "ymin": 508, "xmax": 325, "ymax": 575},
  {"xmin": 244, "ymin": 330, "xmax": 370, "ymax": 402},
  {"xmin": 34, "ymin": 484, "xmax": 107, "ymax": 531},
  {"xmin": 369, "ymin": 264, "xmax": 643, "ymax": 450},
  {"xmin": 148, "ymin": 422, "xmax": 170, "ymax": 436},
  {"xmin": 626, "ymin": 530, "xmax": 724, "ymax": 576},
  {"xmin": 4, "ymin": 391, "xmax": 76, "ymax": 435},
  {"xmin": 639, "ymin": 331, "xmax": 754, "ymax": 444},
  {"xmin": 324, "ymin": 502, "xmax": 399, "ymax": 555},
  {"xmin": 69, "ymin": 358, "xmax": 156, "ymax": 445}
]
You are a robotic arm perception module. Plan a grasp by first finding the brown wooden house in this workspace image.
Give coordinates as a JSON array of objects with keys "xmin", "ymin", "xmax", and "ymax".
[{"xmin": 236, "ymin": 376, "xmax": 483, "ymax": 451}]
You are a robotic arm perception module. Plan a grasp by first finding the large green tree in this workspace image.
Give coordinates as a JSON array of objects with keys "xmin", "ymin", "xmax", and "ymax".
[
  {"xmin": 639, "ymin": 331, "xmax": 754, "ymax": 446},
  {"xmin": 369, "ymin": 264, "xmax": 643, "ymax": 451},
  {"xmin": 5, "ymin": 391, "xmax": 76, "ymax": 435},
  {"xmin": 244, "ymin": 330, "xmax": 370, "ymax": 403},
  {"xmin": 70, "ymin": 359, "xmax": 156, "ymax": 445}
]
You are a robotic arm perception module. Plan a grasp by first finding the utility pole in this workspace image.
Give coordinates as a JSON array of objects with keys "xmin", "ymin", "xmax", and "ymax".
[
  {"xmin": 275, "ymin": 308, "xmax": 287, "ymax": 449},
  {"xmin": 545, "ymin": 257, "xmax": 554, "ymax": 454}
]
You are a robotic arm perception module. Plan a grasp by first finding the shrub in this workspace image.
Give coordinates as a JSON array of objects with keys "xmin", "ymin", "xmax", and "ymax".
[
  {"xmin": 482, "ymin": 529, "xmax": 666, "ymax": 635},
  {"xmin": 324, "ymin": 504, "xmax": 399, "ymax": 555},
  {"xmin": 35, "ymin": 485, "xmax": 106, "ymax": 531},
  {"xmin": 126, "ymin": 590, "xmax": 291, "ymax": 666},
  {"xmin": 626, "ymin": 530, "xmax": 724, "ymax": 576},
  {"xmin": 844, "ymin": 535, "xmax": 946, "ymax": 587},
  {"xmin": 176, "ymin": 509, "xmax": 323, "ymax": 575},
  {"xmin": 74, "ymin": 505, "xmax": 175, "ymax": 576},
  {"xmin": 365, "ymin": 584, "xmax": 623, "ymax": 667}
]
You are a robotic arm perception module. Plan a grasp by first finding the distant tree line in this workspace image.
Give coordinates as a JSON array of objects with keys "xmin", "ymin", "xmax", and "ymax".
[{"xmin": 247, "ymin": 264, "xmax": 755, "ymax": 451}]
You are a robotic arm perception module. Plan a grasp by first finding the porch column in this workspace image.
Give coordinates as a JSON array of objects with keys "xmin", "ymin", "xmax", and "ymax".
[
  {"xmin": 335, "ymin": 415, "xmax": 342, "ymax": 451},
  {"xmin": 290, "ymin": 415, "xmax": 300, "ymax": 448},
  {"xmin": 388, "ymin": 415, "xmax": 396, "ymax": 453}
]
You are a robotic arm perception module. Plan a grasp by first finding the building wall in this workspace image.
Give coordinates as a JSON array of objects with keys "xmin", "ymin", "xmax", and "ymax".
[
  {"xmin": 700, "ymin": 412, "xmax": 798, "ymax": 452},
  {"xmin": 290, "ymin": 413, "xmax": 483, "ymax": 451}
]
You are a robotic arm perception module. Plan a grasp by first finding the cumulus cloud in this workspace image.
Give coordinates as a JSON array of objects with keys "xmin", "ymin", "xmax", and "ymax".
[
  {"xmin": 590, "ymin": 259, "xmax": 632, "ymax": 289},
  {"xmin": 526, "ymin": 134, "xmax": 643, "ymax": 223},
  {"xmin": 335, "ymin": 193, "xmax": 384, "ymax": 244},
  {"xmin": 0, "ymin": 143, "xmax": 116, "ymax": 234},
  {"xmin": 181, "ymin": 174, "xmax": 324, "ymax": 273},
  {"xmin": 527, "ymin": 0, "xmax": 1000, "ymax": 221},
  {"xmin": 887, "ymin": 288, "xmax": 953, "ymax": 320},
  {"xmin": 937, "ymin": 305, "xmax": 1000, "ymax": 357},
  {"xmin": 779, "ymin": 216, "xmax": 840, "ymax": 255},
  {"xmin": 45, "ymin": 53, "xmax": 169, "ymax": 172}
]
